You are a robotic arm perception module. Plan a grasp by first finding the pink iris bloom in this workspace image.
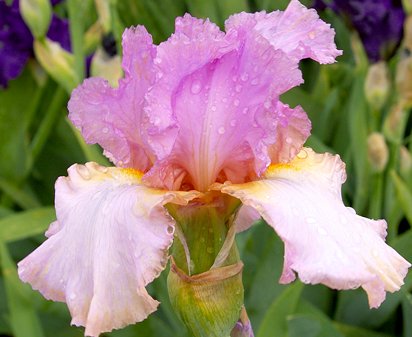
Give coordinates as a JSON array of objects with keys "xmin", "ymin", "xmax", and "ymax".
[{"xmin": 18, "ymin": 1, "xmax": 410, "ymax": 336}]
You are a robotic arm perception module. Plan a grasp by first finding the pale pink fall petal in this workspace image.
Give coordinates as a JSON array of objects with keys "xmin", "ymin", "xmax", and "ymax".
[
  {"xmin": 18, "ymin": 163, "xmax": 199, "ymax": 337},
  {"xmin": 68, "ymin": 27, "xmax": 156, "ymax": 171},
  {"xmin": 220, "ymin": 148, "xmax": 410, "ymax": 308},
  {"xmin": 234, "ymin": 205, "xmax": 261, "ymax": 233},
  {"xmin": 226, "ymin": 0, "xmax": 342, "ymax": 64}
]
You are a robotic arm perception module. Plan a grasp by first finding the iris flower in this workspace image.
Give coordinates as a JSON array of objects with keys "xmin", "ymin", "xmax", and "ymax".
[
  {"xmin": 18, "ymin": 1, "xmax": 410, "ymax": 336},
  {"xmin": 0, "ymin": 0, "xmax": 71, "ymax": 87},
  {"xmin": 313, "ymin": 0, "xmax": 405, "ymax": 62}
]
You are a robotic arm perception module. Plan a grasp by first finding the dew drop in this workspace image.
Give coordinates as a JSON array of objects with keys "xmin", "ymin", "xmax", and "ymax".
[
  {"xmin": 308, "ymin": 31, "xmax": 316, "ymax": 39},
  {"xmin": 285, "ymin": 137, "xmax": 292, "ymax": 144},
  {"xmin": 200, "ymin": 237, "xmax": 205, "ymax": 243},
  {"xmin": 240, "ymin": 72, "xmax": 249, "ymax": 82},
  {"xmin": 206, "ymin": 247, "xmax": 213, "ymax": 254},
  {"xmin": 242, "ymin": 107, "xmax": 249, "ymax": 115},
  {"xmin": 102, "ymin": 127, "xmax": 109, "ymax": 134},
  {"xmin": 152, "ymin": 116, "xmax": 161, "ymax": 126},
  {"xmin": 251, "ymin": 78, "xmax": 259, "ymax": 85},
  {"xmin": 218, "ymin": 126, "xmax": 226, "ymax": 135},
  {"xmin": 222, "ymin": 97, "xmax": 228, "ymax": 103},
  {"xmin": 317, "ymin": 226, "xmax": 328, "ymax": 236},
  {"xmin": 167, "ymin": 225, "xmax": 175, "ymax": 235},
  {"xmin": 233, "ymin": 99, "xmax": 240, "ymax": 106},
  {"xmin": 297, "ymin": 149, "xmax": 308, "ymax": 159},
  {"xmin": 191, "ymin": 80, "xmax": 202, "ymax": 94},
  {"xmin": 211, "ymin": 105, "xmax": 217, "ymax": 111},
  {"xmin": 306, "ymin": 217, "xmax": 316, "ymax": 224},
  {"xmin": 153, "ymin": 57, "xmax": 162, "ymax": 64},
  {"xmin": 264, "ymin": 101, "xmax": 271, "ymax": 109},
  {"xmin": 69, "ymin": 293, "xmax": 77, "ymax": 300},
  {"xmin": 230, "ymin": 119, "xmax": 237, "ymax": 127},
  {"xmin": 235, "ymin": 84, "xmax": 242, "ymax": 92},
  {"xmin": 156, "ymin": 72, "xmax": 164, "ymax": 79}
]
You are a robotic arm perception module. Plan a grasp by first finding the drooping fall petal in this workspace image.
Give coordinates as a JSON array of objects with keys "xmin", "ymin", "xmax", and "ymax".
[
  {"xmin": 18, "ymin": 163, "xmax": 198, "ymax": 337},
  {"xmin": 220, "ymin": 148, "xmax": 410, "ymax": 308},
  {"xmin": 68, "ymin": 27, "xmax": 156, "ymax": 171}
]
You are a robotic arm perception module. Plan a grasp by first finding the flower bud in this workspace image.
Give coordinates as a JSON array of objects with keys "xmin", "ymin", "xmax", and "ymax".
[
  {"xmin": 404, "ymin": 16, "xmax": 412, "ymax": 51},
  {"xmin": 34, "ymin": 38, "xmax": 79, "ymax": 93},
  {"xmin": 231, "ymin": 307, "xmax": 254, "ymax": 337},
  {"xmin": 367, "ymin": 132, "xmax": 389, "ymax": 172},
  {"xmin": 20, "ymin": 0, "xmax": 52, "ymax": 38},
  {"xmin": 364, "ymin": 62, "xmax": 391, "ymax": 111},
  {"xmin": 396, "ymin": 56, "xmax": 412, "ymax": 106},
  {"xmin": 403, "ymin": 1, "xmax": 412, "ymax": 16},
  {"xmin": 383, "ymin": 103, "xmax": 408, "ymax": 142},
  {"xmin": 168, "ymin": 259, "xmax": 244, "ymax": 337},
  {"xmin": 400, "ymin": 146, "xmax": 412, "ymax": 178},
  {"xmin": 94, "ymin": 0, "xmax": 111, "ymax": 33},
  {"xmin": 91, "ymin": 47, "xmax": 123, "ymax": 87}
]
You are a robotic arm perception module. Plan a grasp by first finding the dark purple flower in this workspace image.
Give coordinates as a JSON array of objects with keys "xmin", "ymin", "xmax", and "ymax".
[
  {"xmin": 0, "ymin": 0, "xmax": 71, "ymax": 88},
  {"xmin": 314, "ymin": 0, "xmax": 406, "ymax": 62},
  {"xmin": 0, "ymin": 0, "xmax": 33, "ymax": 87}
]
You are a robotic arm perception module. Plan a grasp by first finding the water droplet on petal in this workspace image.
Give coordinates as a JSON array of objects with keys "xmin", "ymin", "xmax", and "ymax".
[
  {"xmin": 218, "ymin": 126, "xmax": 226, "ymax": 135},
  {"xmin": 167, "ymin": 225, "xmax": 175, "ymax": 235},
  {"xmin": 251, "ymin": 78, "xmax": 259, "ymax": 85},
  {"xmin": 154, "ymin": 57, "xmax": 162, "ymax": 64},
  {"xmin": 297, "ymin": 149, "xmax": 308, "ymax": 159},
  {"xmin": 317, "ymin": 226, "xmax": 328, "ymax": 236},
  {"xmin": 191, "ymin": 80, "xmax": 202, "ymax": 94},
  {"xmin": 233, "ymin": 99, "xmax": 240, "ymax": 106},
  {"xmin": 308, "ymin": 31, "xmax": 316, "ymax": 39},
  {"xmin": 306, "ymin": 217, "xmax": 316, "ymax": 224},
  {"xmin": 222, "ymin": 97, "xmax": 228, "ymax": 103},
  {"xmin": 69, "ymin": 293, "xmax": 76, "ymax": 300},
  {"xmin": 102, "ymin": 127, "xmax": 109, "ymax": 134},
  {"xmin": 264, "ymin": 101, "xmax": 271, "ymax": 109},
  {"xmin": 211, "ymin": 105, "xmax": 217, "ymax": 111},
  {"xmin": 240, "ymin": 72, "xmax": 249, "ymax": 82},
  {"xmin": 242, "ymin": 107, "xmax": 249, "ymax": 114},
  {"xmin": 207, "ymin": 247, "xmax": 213, "ymax": 254},
  {"xmin": 230, "ymin": 119, "xmax": 237, "ymax": 127}
]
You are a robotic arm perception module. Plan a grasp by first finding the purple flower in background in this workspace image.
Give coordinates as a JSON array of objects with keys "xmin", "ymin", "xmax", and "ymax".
[
  {"xmin": 314, "ymin": 0, "xmax": 405, "ymax": 62},
  {"xmin": 0, "ymin": 0, "xmax": 71, "ymax": 88}
]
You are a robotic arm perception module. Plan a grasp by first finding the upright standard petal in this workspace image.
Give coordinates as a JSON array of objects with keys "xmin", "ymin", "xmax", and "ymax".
[
  {"xmin": 144, "ymin": 14, "xmax": 307, "ymax": 191},
  {"xmin": 18, "ymin": 163, "xmax": 198, "ymax": 337},
  {"xmin": 226, "ymin": 0, "xmax": 342, "ymax": 64},
  {"xmin": 220, "ymin": 148, "xmax": 410, "ymax": 308},
  {"xmin": 68, "ymin": 26, "xmax": 156, "ymax": 171}
]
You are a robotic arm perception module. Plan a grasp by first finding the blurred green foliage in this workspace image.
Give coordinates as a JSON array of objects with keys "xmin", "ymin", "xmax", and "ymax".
[{"xmin": 1, "ymin": 0, "xmax": 412, "ymax": 336}]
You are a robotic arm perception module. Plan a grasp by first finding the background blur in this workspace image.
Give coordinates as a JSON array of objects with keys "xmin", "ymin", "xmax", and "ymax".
[{"xmin": 1, "ymin": 0, "xmax": 412, "ymax": 336}]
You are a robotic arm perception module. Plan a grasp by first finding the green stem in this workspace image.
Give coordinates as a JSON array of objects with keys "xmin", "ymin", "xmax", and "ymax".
[
  {"xmin": 28, "ymin": 88, "xmax": 67, "ymax": 171},
  {"xmin": 68, "ymin": 0, "xmax": 85, "ymax": 81}
]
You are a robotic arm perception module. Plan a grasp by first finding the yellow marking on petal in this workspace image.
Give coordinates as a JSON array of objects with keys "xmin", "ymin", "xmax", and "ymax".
[
  {"xmin": 120, "ymin": 168, "xmax": 144, "ymax": 180},
  {"xmin": 265, "ymin": 163, "xmax": 301, "ymax": 177}
]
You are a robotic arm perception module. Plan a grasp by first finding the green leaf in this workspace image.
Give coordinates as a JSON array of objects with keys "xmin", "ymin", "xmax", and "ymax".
[
  {"xmin": 0, "ymin": 241, "xmax": 45, "ymax": 337},
  {"xmin": 0, "ymin": 207, "xmax": 55, "ymax": 243},
  {"xmin": 402, "ymin": 294, "xmax": 412, "ymax": 337},
  {"xmin": 391, "ymin": 171, "xmax": 412, "ymax": 225},
  {"xmin": 257, "ymin": 281, "xmax": 304, "ymax": 337},
  {"xmin": 334, "ymin": 323, "xmax": 393, "ymax": 337}
]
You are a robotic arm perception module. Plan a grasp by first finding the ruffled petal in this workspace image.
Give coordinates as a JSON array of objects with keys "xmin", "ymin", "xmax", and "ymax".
[
  {"xmin": 226, "ymin": 0, "xmax": 342, "ymax": 64},
  {"xmin": 143, "ymin": 15, "xmax": 307, "ymax": 190},
  {"xmin": 18, "ymin": 163, "xmax": 198, "ymax": 336},
  {"xmin": 220, "ymin": 148, "xmax": 410, "ymax": 308},
  {"xmin": 143, "ymin": 14, "xmax": 237, "ymax": 160},
  {"xmin": 68, "ymin": 27, "xmax": 156, "ymax": 171}
]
